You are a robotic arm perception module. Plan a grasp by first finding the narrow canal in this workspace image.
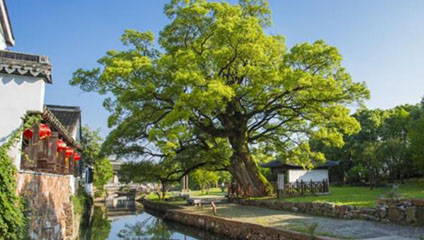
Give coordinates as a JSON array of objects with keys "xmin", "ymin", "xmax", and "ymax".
[{"xmin": 80, "ymin": 196, "xmax": 231, "ymax": 240}]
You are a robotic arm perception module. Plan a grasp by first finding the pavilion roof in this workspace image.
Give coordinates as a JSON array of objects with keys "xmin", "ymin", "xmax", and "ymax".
[{"xmin": 261, "ymin": 159, "xmax": 339, "ymax": 169}]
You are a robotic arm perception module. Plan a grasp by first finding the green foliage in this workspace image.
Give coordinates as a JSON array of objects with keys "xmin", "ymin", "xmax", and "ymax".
[
  {"xmin": 313, "ymin": 104, "xmax": 424, "ymax": 186},
  {"xmin": 119, "ymin": 159, "xmax": 199, "ymax": 199},
  {"xmin": 70, "ymin": 0, "xmax": 369, "ymax": 196},
  {"xmin": 90, "ymin": 206, "xmax": 111, "ymax": 240},
  {"xmin": 81, "ymin": 125, "xmax": 103, "ymax": 165},
  {"xmin": 93, "ymin": 156, "xmax": 114, "ymax": 193},
  {"xmin": 0, "ymin": 115, "xmax": 40, "ymax": 240},
  {"xmin": 191, "ymin": 169, "xmax": 220, "ymax": 193},
  {"xmin": 218, "ymin": 171, "xmax": 232, "ymax": 184},
  {"xmin": 82, "ymin": 126, "xmax": 114, "ymax": 193},
  {"xmin": 409, "ymin": 118, "xmax": 424, "ymax": 173},
  {"xmin": 71, "ymin": 187, "xmax": 91, "ymax": 216},
  {"xmin": 117, "ymin": 217, "xmax": 171, "ymax": 240}
]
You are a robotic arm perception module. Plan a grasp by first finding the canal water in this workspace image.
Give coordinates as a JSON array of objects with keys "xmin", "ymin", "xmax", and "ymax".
[{"xmin": 80, "ymin": 196, "xmax": 231, "ymax": 240}]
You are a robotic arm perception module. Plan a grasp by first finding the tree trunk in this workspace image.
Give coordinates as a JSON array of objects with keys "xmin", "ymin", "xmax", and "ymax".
[
  {"xmin": 161, "ymin": 181, "xmax": 166, "ymax": 200},
  {"xmin": 227, "ymin": 132, "xmax": 272, "ymax": 197}
]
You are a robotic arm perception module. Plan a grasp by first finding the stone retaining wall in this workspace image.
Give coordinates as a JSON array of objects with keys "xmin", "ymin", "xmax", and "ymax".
[
  {"xmin": 142, "ymin": 200, "xmax": 335, "ymax": 240},
  {"xmin": 235, "ymin": 198, "xmax": 424, "ymax": 226},
  {"xmin": 164, "ymin": 209, "xmax": 336, "ymax": 240},
  {"xmin": 140, "ymin": 199, "xmax": 183, "ymax": 212},
  {"xmin": 16, "ymin": 171, "xmax": 80, "ymax": 240}
]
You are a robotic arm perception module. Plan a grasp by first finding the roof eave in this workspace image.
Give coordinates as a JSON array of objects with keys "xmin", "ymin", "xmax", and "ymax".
[
  {"xmin": 0, "ymin": 0, "xmax": 15, "ymax": 47},
  {"xmin": 42, "ymin": 106, "xmax": 82, "ymax": 150}
]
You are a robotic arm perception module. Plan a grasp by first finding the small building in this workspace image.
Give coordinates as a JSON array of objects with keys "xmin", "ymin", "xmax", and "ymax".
[
  {"xmin": 262, "ymin": 159, "xmax": 339, "ymax": 184},
  {"xmin": 262, "ymin": 159, "xmax": 339, "ymax": 196}
]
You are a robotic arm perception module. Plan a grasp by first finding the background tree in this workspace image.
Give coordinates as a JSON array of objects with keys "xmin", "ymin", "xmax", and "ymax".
[
  {"xmin": 71, "ymin": 0, "xmax": 369, "ymax": 196},
  {"xmin": 191, "ymin": 169, "xmax": 220, "ymax": 194},
  {"xmin": 93, "ymin": 156, "xmax": 114, "ymax": 193},
  {"xmin": 81, "ymin": 126, "xmax": 113, "ymax": 195},
  {"xmin": 313, "ymin": 103, "xmax": 424, "ymax": 187},
  {"xmin": 119, "ymin": 155, "xmax": 221, "ymax": 199},
  {"xmin": 409, "ymin": 100, "xmax": 424, "ymax": 174},
  {"xmin": 81, "ymin": 125, "xmax": 103, "ymax": 165}
]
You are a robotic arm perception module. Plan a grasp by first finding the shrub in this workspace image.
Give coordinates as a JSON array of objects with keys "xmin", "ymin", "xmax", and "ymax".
[{"xmin": 0, "ymin": 115, "xmax": 40, "ymax": 239}]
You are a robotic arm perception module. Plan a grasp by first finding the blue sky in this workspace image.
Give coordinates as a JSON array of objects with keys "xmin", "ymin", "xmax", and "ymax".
[{"xmin": 7, "ymin": 0, "xmax": 424, "ymax": 137}]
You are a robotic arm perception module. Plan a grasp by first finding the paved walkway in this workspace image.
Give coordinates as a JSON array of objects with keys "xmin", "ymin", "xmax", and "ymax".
[{"xmin": 182, "ymin": 204, "xmax": 424, "ymax": 240}]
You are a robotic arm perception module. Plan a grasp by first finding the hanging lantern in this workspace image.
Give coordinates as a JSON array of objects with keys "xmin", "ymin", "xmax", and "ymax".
[
  {"xmin": 38, "ymin": 124, "xmax": 51, "ymax": 139},
  {"xmin": 65, "ymin": 147, "xmax": 74, "ymax": 158},
  {"xmin": 74, "ymin": 153, "xmax": 81, "ymax": 161},
  {"xmin": 57, "ymin": 139, "xmax": 67, "ymax": 152},
  {"xmin": 23, "ymin": 129, "xmax": 33, "ymax": 140}
]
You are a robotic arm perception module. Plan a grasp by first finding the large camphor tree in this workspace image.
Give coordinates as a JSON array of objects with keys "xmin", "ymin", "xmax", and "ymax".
[{"xmin": 71, "ymin": 0, "xmax": 369, "ymax": 196}]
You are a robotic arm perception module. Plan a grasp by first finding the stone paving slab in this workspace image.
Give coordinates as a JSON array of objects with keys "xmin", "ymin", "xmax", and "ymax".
[{"xmin": 182, "ymin": 204, "xmax": 424, "ymax": 240}]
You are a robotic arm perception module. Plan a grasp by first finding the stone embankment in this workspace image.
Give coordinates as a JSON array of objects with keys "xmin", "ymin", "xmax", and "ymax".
[
  {"xmin": 16, "ymin": 171, "xmax": 81, "ymax": 240},
  {"xmin": 141, "ymin": 200, "xmax": 337, "ymax": 240},
  {"xmin": 235, "ymin": 198, "xmax": 424, "ymax": 226}
]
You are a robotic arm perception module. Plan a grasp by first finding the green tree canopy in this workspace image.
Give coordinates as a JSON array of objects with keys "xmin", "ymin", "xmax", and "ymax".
[
  {"xmin": 191, "ymin": 169, "xmax": 220, "ymax": 193},
  {"xmin": 81, "ymin": 126, "xmax": 113, "ymax": 193},
  {"xmin": 71, "ymin": 0, "xmax": 369, "ymax": 196}
]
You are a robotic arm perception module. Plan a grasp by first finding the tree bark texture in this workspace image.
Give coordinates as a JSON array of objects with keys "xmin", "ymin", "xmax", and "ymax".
[{"xmin": 227, "ymin": 130, "xmax": 272, "ymax": 197}]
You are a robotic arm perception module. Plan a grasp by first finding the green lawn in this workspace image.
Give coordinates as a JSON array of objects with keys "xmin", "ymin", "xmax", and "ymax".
[
  {"xmin": 145, "ymin": 181, "xmax": 424, "ymax": 208},
  {"xmin": 397, "ymin": 179, "xmax": 424, "ymax": 198},
  {"xmin": 274, "ymin": 180, "xmax": 424, "ymax": 208},
  {"xmin": 188, "ymin": 188, "xmax": 226, "ymax": 197},
  {"xmin": 144, "ymin": 187, "xmax": 226, "ymax": 201},
  {"xmin": 282, "ymin": 186, "xmax": 389, "ymax": 207}
]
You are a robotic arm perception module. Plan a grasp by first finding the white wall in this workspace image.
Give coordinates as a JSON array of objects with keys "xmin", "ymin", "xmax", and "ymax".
[
  {"xmin": 0, "ymin": 73, "xmax": 45, "ymax": 168},
  {"xmin": 288, "ymin": 169, "xmax": 329, "ymax": 183}
]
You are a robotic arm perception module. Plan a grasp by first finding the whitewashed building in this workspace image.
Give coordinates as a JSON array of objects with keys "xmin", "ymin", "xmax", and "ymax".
[
  {"xmin": 262, "ymin": 159, "xmax": 339, "ymax": 195},
  {"xmin": 0, "ymin": 0, "xmax": 52, "ymax": 168},
  {"xmin": 0, "ymin": 1, "xmax": 90, "ymax": 238}
]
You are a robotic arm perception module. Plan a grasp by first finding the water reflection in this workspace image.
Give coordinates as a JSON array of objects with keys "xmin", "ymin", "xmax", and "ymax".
[
  {"xmin": 80, "ymin": 196, "xmax": 230, "ymax": 240},
  {"xmin": 117, "ymin": 215, "xmax": 171, "ymax": 240}
]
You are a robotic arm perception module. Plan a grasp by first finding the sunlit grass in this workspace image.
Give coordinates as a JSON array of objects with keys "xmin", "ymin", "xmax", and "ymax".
[{"xmin": 273, "ymin": 180, "xmax": 424, "ymax": 208}]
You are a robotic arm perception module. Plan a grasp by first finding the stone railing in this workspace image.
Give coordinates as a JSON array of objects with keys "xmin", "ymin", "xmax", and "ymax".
[{"xmin": 235, "ymin": 198, "xmax": 424, "ymax": 226}]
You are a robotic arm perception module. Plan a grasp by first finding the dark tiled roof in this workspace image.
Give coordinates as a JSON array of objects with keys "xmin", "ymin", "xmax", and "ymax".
[
  {"xmin": 42, "ymin": 106, "xmax": 82, "ymax": 149},
  {"xmin": 0, "ymin": 50, "xmax": 52, "ymax": 83},
  {"xmin": 261, "ymin": 159, "xmax": 339, "ymax": 169},
  {"xmin": 45, "ymin": 105, "xmax": 81, "ymax": 134}
]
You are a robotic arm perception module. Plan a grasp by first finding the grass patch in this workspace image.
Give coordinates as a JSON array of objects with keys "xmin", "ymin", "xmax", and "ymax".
[
  {"xmin": 71, "ymin": 187, "xmax": 91, "ymax": 216},
  {"xmin": 144, "ymin": 188, "xmax": 225, "ymax": 201},
  {"xmin": 274, "ymin": 180, "xmax": 424, "ymax": 208},
  {"xmin": 397, "ymin": 180, "xmax": 424, "ymax": 198},
  {"xmin": 189, "ymin": 188, "xmax": 226, "ymax": 197}
]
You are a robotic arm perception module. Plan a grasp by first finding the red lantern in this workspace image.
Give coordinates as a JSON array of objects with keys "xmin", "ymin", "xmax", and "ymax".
[
  {"xmin": 23, "ymin": 129, "xmax": 33, "ymax": 140},
  {"xmin": 57, "ymin": 139, "xmax": 67, "ymax": 152},
  {"xmin": 38, "ymin": 124, "xmax": 51, "ymax": 139},
  {"xmin": 74, "ymin": 153, "xmax": 81, "ymax": 161},
  {"xmin": 65, "ymin": 147, "xmax": 74, "ymax": 158}
]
